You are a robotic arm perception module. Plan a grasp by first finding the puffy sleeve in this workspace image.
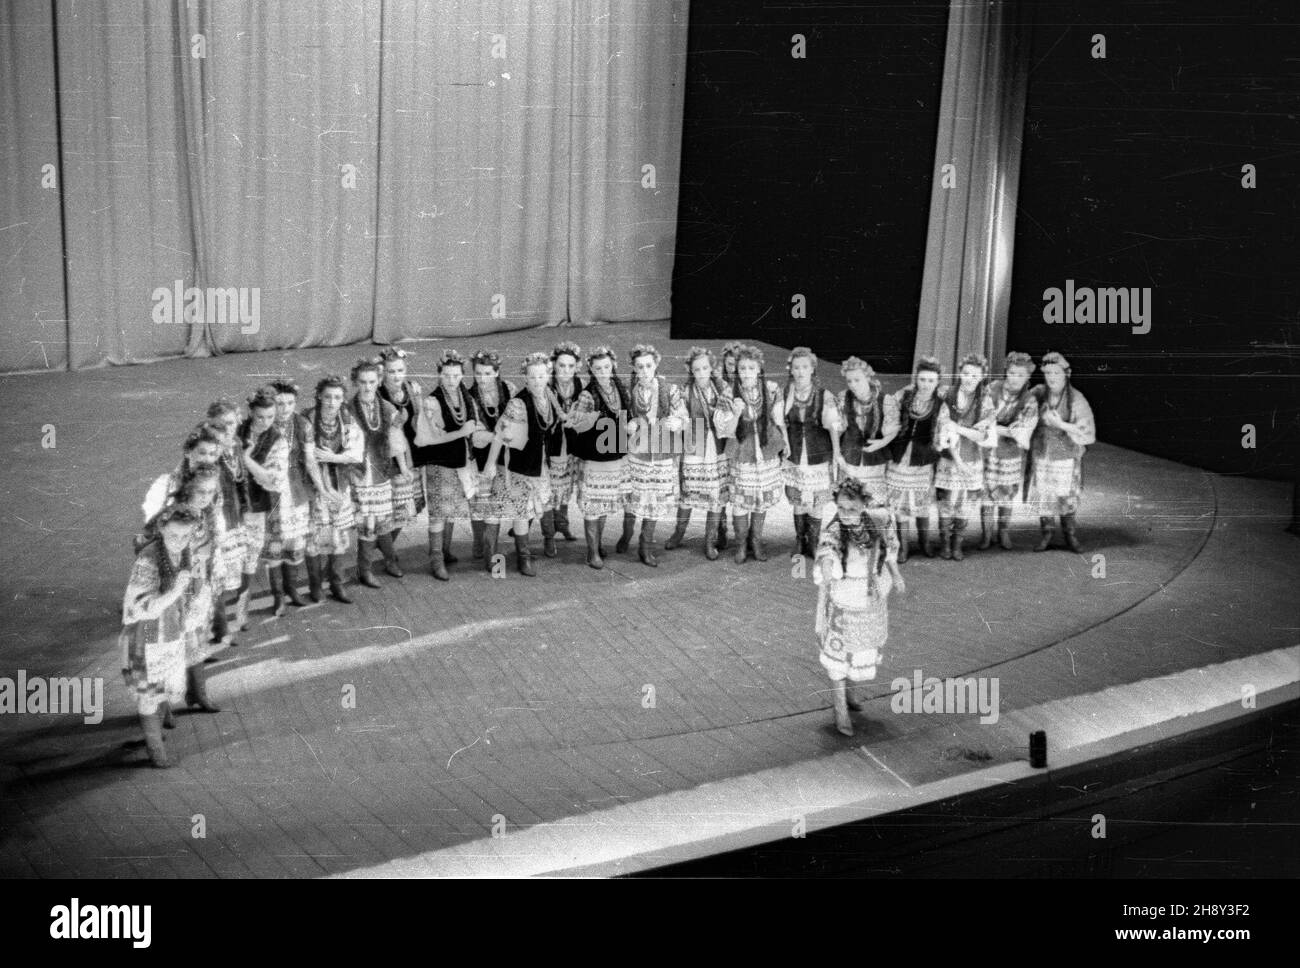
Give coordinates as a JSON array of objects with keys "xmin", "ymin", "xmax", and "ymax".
[
  {"xmin": 500, "ymin": 397, "xmax": 529, "ymax": 450},
  {"xmin": 713, "ymin": 384, "xmax": 738, "ymax": 438},
  {"xmin": 813, "ymin": 514, "xmax": 843, "ymax": 584},
  {"xmin": 1068, "ymin": 391, "xmax": 1097, "ymax": 447},
  {"xmin": 142, "ymin": 473, "xmax": 174, "ymax": 523},
  {"xmin": 503, "ymin": 379, "xmax": 519, "ymax": 399},
  {"xmin": 568, "ymin": 388, "xmax": 600, "ymax": 433},
  {"xmin": 821, "ymin": 388, "xmax": 842, "ymax": 434},
  {"xmin": 870, "ymin": 506, "xmax": 900, "ymax": 564},
  {"xmin": 342, "ymin": 419, "xmax": 364, "ymax": 464},
  {"xmin": 121, "ymin": 553, "xmax": 174, "ymax": 625},
  {"xmin": 664, "ymin": 382, "xmax": 688, "ymax": 428},
  {"xmin": 1009, "ymin": 392, "xmax": 1039, "ymax": 451},
  {"xmin": 880, "ymin": 390, "xmax": 900, "ymax": 438},
  {"xmin": 423, "ymin": 395, "xmax": 446, "ymax": 432},
  {"xmin": 262, "ymin": 438, "xmax": 289, "ymax": 493},
  {"xmin": 977, "ymin": 392, "xmax": 998, "ymax": 448}
]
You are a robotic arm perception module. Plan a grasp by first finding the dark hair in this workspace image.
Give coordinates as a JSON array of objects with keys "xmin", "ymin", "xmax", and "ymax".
[
  {"xmin": 175, "ymin": 464, "xmax": 220, "ymax": 504},
  {"xmin": 314, "ymin": 374, "xmax": 348, "ymax": 399},
  {"xmin": 157, "ymin": 505, "xmax": 199, "ymax": 528},
  {"xmin": 269, "ymin": 380, "xmax": 299, "ymax": 397},
  {"xmin": 350, "ymin": 358, "xmax": 382, "ymax": 383},
  {"xmin": 206, "ymin": 399, "xmax": 239, "ymax": 420},
  {"xmin": 183, "ymin": 422, "xmax": 224, "ymax": 453},
  {"xmin": 471, "ymin": 349, "xmax": 502, "ymax": 370},
  {"xmin": 730, "ymin": 346, "xmax": 771, "ymax": 448},
  {"xmin": 246, "ymin": 386, "xmax": 277, "ymax": 412}
]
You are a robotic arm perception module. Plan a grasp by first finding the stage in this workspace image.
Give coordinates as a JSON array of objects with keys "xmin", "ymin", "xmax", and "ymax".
[{"xmin": 1, "ymin": 322, "xmax": 1296, "ymax": 877}]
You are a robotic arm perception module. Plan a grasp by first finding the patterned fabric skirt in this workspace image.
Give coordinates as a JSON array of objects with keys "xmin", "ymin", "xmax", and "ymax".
[
  {"xmin": 241, "ymin": 512, "xmax": 267, "ymax": 575},
  {"xmin": 578, "ymin": 457, "xmax": 628, "ymax": 519},
  {"xmin": 426, "ymin": 465, "xmax": 472, "ymax": 521},
  {"xmin": 624, "ymin": 456, "xmax": 680, "ymax": 520},
  {"xmin": 121, "ymin": 627, "xmax": 187, "ymax": 715},
  {"xmin": 216, "ymin": 525, "xmax": 247, "ymax": 591},
  {"xmin": 546, "ymin": 454, "xmax": 579, "ymax": 511},
  {"xmin": 815, "ymin": 575, "xmax": 891, "ymax": 683},
  {"xmin": 886, "ymin": 459, "xmax": 936, "ymax": 516},
  {"xmin": 485, "ymin": 468, "xmax": 552, "ymax": 523},
  {"xmin": 307, "ymin": 490, "xmax": 356, "ymax": 556},
  {"xmin": 352, "ymin": 480, "xmax": 395, "ymax": 541},
  {"xmin": 983, "ymin": 451, "xmax": 1026, "ymax": 504},
  {"xmin": 935, "ymin": 456, "xmax": 986, "ymax": 517},
  {"xmin": 1029, "ymin": 457, "xmax": 1083, "ymax": 515},
  {"xmin": 730, "ymin": 456, "xmax": 783, "ymax": 513},
  {"xmin": 680, "ymin": 453, "xmax": 730, "ymax": 512},
  {"xmin": 840, "ymin": 462, "xmax": 889, "ymax": 505},
  {"xmin": 783, "ymin": 459, "xmax": 834, "ymax": 511},
  {"xmin": 260, "ymin": 498, "xmax": 309, "ymax": 566},
  {"xmin": 390, "ymin": 473, "xmax": 425, "ymax": 529}
]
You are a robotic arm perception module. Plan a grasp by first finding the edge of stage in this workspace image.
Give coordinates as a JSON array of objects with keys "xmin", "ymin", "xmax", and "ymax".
[{"xmin": 2, "ymin": 321, "xmax": 1297, "ymax": 878}]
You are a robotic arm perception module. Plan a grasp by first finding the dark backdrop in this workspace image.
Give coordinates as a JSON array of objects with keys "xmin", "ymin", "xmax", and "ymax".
[{"xmin": 669, "ymin": 0, "xmax": 949, "ymax": 369}]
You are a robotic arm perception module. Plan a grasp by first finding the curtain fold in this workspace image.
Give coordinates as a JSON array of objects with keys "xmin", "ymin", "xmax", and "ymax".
[{"xmin": 914, "ymin": 0, "xmax": 1030, "ymax": 372}]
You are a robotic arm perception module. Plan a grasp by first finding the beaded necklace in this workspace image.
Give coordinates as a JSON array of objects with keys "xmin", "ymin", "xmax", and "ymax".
[{"xmin": 358, "ymin": 396, "xmax": 381, "ymax": 432}]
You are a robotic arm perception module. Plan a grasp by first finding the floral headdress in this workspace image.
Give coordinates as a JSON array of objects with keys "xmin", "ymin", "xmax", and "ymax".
[{"xmin": 550, "ymin": 340, "xmax": 582, "ymax": 363}]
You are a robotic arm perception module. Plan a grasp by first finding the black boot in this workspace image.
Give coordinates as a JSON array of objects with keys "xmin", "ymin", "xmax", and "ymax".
[
  {"xmin": 597, "ymin": 515, "xmax": 608, "ymax": 557},
  {"xmin": 162, "ymin": 702, "xmax": 175, "ymax": 729},
  {"xmin": 1034, "ymin": 516, "xmax": 1055, "ymax": 552},
  {"xmin": 357, "ymin": 541, "xmax": 381, "ymax": 588},
  {"xmin": 951, "ymin": 517, "xmax": 966, "ymax": 561},
  {"xmin": 977, "ymin": 506, "xmax": 994, "ymax": 550},
  {"xmin": 471, "ymin": 519, "xmax": 486, "ymax": 559},
  {"xmin": 703, "ymin": 512, "xmax": 720, "ymax": 561},
  {"xmin": 442, "ymin": 523, "xmax": 459, "ymax": 565},
  {"xmin": 732, "ymin": 514, "xmax": 751, "ymax": 564},
  {"xmin": 305, "ymin": 555, "xmax": 324, "ymax": 603},
  {"xmin": 716, "ymin": 515, "xmax": 729, "ymax": 551},
  {"xmin": 327, "ymin": 553, "xmax": 354, "ymax": 602},
  {"xmin": 281, "ymin": 563, "xmax": 308, "ymax": 606},
  {"xmin": 750, "ymin": 512, "xmax": 769, "ymax": 561},
  {"xmin": 482, "ymin": 523, "xmax": 501, "ymax": 572},
  {"xmin": 639, "ymin": 520, "xmax": 659, "ymax": 567},
  {"xmin": 430, "ymin": 547, "xmax": 449, "ymax": 581},
  {"xmin": 139, "ymin": 711, "xmax": 169, "ymax": 768},
  {"xmin": 211, "ymin": 597, "xmax": 231, "ymax": 649},
  {"xmin": 917, "ymin": 517, "xmax": 935, "ymax": 557},
  {"xmin": 805, "ymin": 515, "xmax": 822, "ymax": 558},
  {"xmin": 664, "ymin": 508, "xmax": 691, "ymax": 550},
  {"xmin": 267, "ymin": 565, "xmax": 286, "ymax": 617},
  {"xmin": 541, "ymin": 511, "xmax": 558, "ymax": 557},
  {"xmin": 896, "ymin": 522, "xmax": 910, "ymax": 564},
  {"xmin": 555, "ymin": 505, "xmax": 577, "ymax": 541},
  {"xmin": 376, "ymin": 533, "xmax": 403, "ymax": 577},
  {"xmin": 584, "ymin": 518, "xmax": 605, "ymax": 569},
  {"xmin": 938, "ymin": 516, "xmax": 953, "ymax": 560},
  {"xmin": 185, "ymin": 665, "xmax": 221, "ymax": 713},
  {"xmin": 792, "ymin": 512, "xmax": 809, "ymax": 558},
  {"xmin": 997, "ymin": 506, "xmax": 1014, "ymax": 550},
  {"xmin": 1061, "ymin": 513, "xmax": 1082, "ymax": 553},
  {"xmin": 515, "ymin": 532, "xmax": 536, "ymax": 576},
  {"xmin": 615, "ymin": 512, "xmax": 637, "ymax": 554}
]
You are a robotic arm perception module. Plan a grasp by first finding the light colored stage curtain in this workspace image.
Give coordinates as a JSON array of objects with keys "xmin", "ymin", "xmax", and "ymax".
[
  {"xmin": 373, "ymin": 0, "xmax": 572, "ymax": 345},
  {"xmin": 0, "ymin": 0, "xmax": 66, "ymax": 373},
  {"xmin": 567, "ymin": 0, "xmax": 687, "ymax": 327},
  {"xmin": 914, "ymin": 0, "xmax": 1030, "ymax": 372}
]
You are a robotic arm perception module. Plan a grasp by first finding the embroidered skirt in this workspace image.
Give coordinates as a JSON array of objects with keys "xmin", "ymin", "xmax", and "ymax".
[
  {"xmin": 216, "ymin": 525, "xmax": 248, "ymax": 591},
  {"xmin": 935, "ymin": 456, "xmax": 986, "ymax": 517},
  {"xmin": 729, "ymin": 456, "xmax": 783, "ymax": 513},
  {"xmin": 578, "ymin": 457, "xmax": 628, "ymax": 519},
  {"xmin": 546, "ymin": 454, "xmax": 579, "ymax": 511},
  {"xmin": 485, "ymin": 468, "xmax": 552, "ymax": 523},
  {"xmin": 352, "ymin": 480, "xmax": 395, "ymax": 541},
  {"xmin": 241, "ymin": 511, "xmax": 267, "ymax": 574},
  {"xmin": 307, "ymin": 490, "xmax": 356, "ymax": 556},
  {"xmin": 1029, "ymin": 457, "xmax": 1083, "ymax": 514},
  {"xmin": 624, "ymin": 456, "xmax": 680, "ymax": 519},
  {"xmin": 426, "ymin": 465, "xmax": 472, "ymax": 521},
  {"xmin": 260, "ymin": 498, "xmax": 309, "ymax": 565},
  {"xmin": 680, "ymin": 452, "xmax": 730, "ymax": 512},
  {"xmin": 983, "ymin": 451, "xmax": 1027, "ymax": 503},
  {"xmin": 121, "ymin": 626, "xmax": 187, "ymax": 715},
  {"xmin": 783, "ymin": 459, "xmax": 834, "ymax": 510},
  {"xmin": 815, "ymin": 574, "xmax": 891, "ymax": 683},
  {"xmin": 390, "ymin": 473, "xmax": 424, "ymax": 529},
  {"xmin": 886, "ymin": 455, "xmax": 936, "ymax": 516}
]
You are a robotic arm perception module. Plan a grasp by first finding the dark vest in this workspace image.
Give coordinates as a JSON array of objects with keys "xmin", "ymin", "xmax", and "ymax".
[
  {"xmin": 380, "ymin": 380, "xmax": 432, "ymax": 467},
  {"xmin": 684, "ymin": 379, "xmax": 727, "ymax": 456},
  {"xmin": 943, "ymin": 386, "xmax": 985, "ymax": 465},
  {"xmin": 238, "ymin": 419, "xmax": 283, "ymax": 513},
  {"xmin": 888, "ymin": 390, "xmax": 941, "ymax": 466},
  {"xmin": 628, "ymin": 379, "xmax": 681, "ymax": 461},
  {"xmin": 841, "ymin": 387, "xmax": 890, "ymax": 467},
  {"xmin": 277, "ymin": 413, "xmax": 313, "ymax": 505},
  {"xmin": 990, "ymin": 380, "xmax": 1033, "ymax": 459},
  {"xmin": 504, "ymin": 390, "xmax": 549, "ymax": 477},
  {"xmin": 216, "ymin": 453, "xmax": 248, "ymax": 528},
  {"xmin": 304, "ymin": 405, "xmax": 354, "ymax": 492},
  {"xmin": 424, "ymin": 385, "xmax": 474, "ymax": 469},
  {"xmin": 551, "ymin": 376, "xmax": 586, "ymax": 457},
  {"xmin": 468, "ymin": 379, "xmax": 512, "ymax": 473},
  {"xmin": 785, "ymin": 385, "xmax": 833, "ymax": 464},
  {"xmin": 350, "ymin": 395, "xmax": 396, "ymax": 481},
  {"xmin": 575, "ymin": 378, "xmax": 628, "ymax": 463}
]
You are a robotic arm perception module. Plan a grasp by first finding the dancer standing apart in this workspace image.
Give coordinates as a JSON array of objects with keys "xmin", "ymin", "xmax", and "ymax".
[
  {"xmin": 413, "ymin": 350, "xmax": 480, "ymax": 581},
  {"xmin": 349, "ymin": 359, "xmax": 409, "ymax": 587},
  {"xmin": 302, "ymin": 375, "xmax": 361, "ymax": 602},
  {"xmin": 205, "ymin": 401, "xmax": 252, "ymax": 639},
  {"xmin": 568, "ymin": 346, "xmax": 631, "ymax": 569},
  {"xmin": 378, "ymin": 348, "xmax": 427, "ymax": 567},
  {"xmin": 616, "ymin": 344, "xmax": 688, "ymax": 567},
  {"xmin": 239, "ymin": 387, "xmax": 290, "ymax": 614},
  {"xmin": 482, "ymin": 353, "xmax": 558, "ymax": 576},
  {"xmin": 885, "ymin": 357, "xmax": 950, "ymax": 562},
  {"xmin": 667, "ymin": 347, "xmax": 733, "ymax": 559},
  {"xmin": 782, "ymin": 347, "xmax": 842, "ymax": 560},
  {"xmin": 813, "ymin": 478, "xmax": 904, "ymax": 737},
  {"xmin": 934, "ymin": 355, "xmax": 996, "ymax": 561},
  {"xmin": 120, "ymin": 506, "xmax": 198, "ymax": 768},
  {"xmin": 1029, "ymin": 352, "xmax": 1096, "ymax": 552},
  {"xmin": 543, "ymin": 341, "xmax": 585, "ymax": 556},
  {"xmin": 835, "ymin": 358, "xmax": 896, "ymax": 510},
  {"xmin": 261, "ymin": 381, "xmax": 314, "ymax": 615},
  {"xmin": 980, "ymin": 352, "xmax": 1039, "ymax": 550},
  {"xmin": 169, "ymin": 467, "xmax": 224, "ymax": 712},
  {"xmin": 466, "ymin": 350, "xmax": 516, "ymax": 565},
  {"xmin": 723, "ymin": 345, "xmax": 789, "ymax": 564},
  {"xmin": 715, "ymin": 341, "xmax": 745, "ymax": 553}
]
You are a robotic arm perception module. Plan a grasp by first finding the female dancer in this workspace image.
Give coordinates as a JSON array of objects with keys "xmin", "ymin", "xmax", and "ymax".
[
  {"xmin": 466, "ymin": 350, "xmax": 516, "ymax": 565},
  {"xmin": 980, "ymin": 352, "xmax": 1039, "ymax": 550},
  {"xmin": 813, "ymin": 477, "xmax": 904, "ymax": 737},
  {"xmin": 260, "ymin": 380, "xmax": 314, "ymax": 615},
  {"xmin": 349, "ymin": 359, "xmax": 409, "ymax": 586},
  {"xmin": 568, "ymin": 346, "xmax": 631, "ymax": 569},
  {"xmin": 666, "ymin": 347, "xmax": 732, "ymax": 558},
  {"xmin": 715, "ymin": 341, "xmax": 745, "ymax": 552},
  {"xmin": 1029, "ymin": 352, "xmax": 1097, "ymax": 552},
  {"xmin": 782, "ymin": 347, "xmax": 842, "ymax": 559},
  {"xmin": 723, "ymin": 345, "xmax": 788, "ymax": 563},
  {"xmin": 885, "ymin": 356, "xmax": 949, "ymax": 562},
  {"xmin": 934, "ymin": 354, "xmax": 996, "ymax": 560},
  {"xmin": 302, "ymin": 375, "xmax": 361, "ymax": 602},
  {"xmin": 543, "ymin": 341, "xmax": 585, "ymax": 556},
  {"xmin": 415, "ymin": 350, "xmax": 480, "ymax": 580},
  {"xmin": 239, "ymin": 387, "xmax": 290, "ymax": 613},
  {"xmin": 835, "ymin": 358, "xmax": 896, "ymax": 508},
  {"xmin": 482, "ymin": 353, "xmax": 558, "ymax": 576},
  {"xmin": 120, "ymin": 506, "xmax": 198, "ymax": 768},
  {"xmin": 616, "ymin": 344, "xmax": 688, "ymax": 567},
  {"xmin": 378, "ymin": 348, "xmax": 427, "ymax": 567}
]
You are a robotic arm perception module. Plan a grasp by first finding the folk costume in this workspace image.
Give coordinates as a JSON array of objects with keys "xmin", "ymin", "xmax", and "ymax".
[{"xmin": 934, "ymin": 385, "xmax": 995, "ymax": 560}]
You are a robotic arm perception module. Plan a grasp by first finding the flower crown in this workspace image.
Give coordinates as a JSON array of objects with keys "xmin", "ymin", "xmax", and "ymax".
[
  {"xmin": 684, "ymin": 346, "xmax": 717, "ymax": 373},
  {"xmin": 841, "ymin": 356, "xmax": 874, "ymax": 379},
  {"xmin": 471, "ymin": 349, "xmax": 502, "ymax": 369},
  {"xmin": 350, "ymin": 357, "xmax": 384, "ymax": 381},
  {"xmin": 628, "ymin": 343, "xmax": 661, "ymax": 365},
  {"xmin": 786, "ymin": 346, "xmax": 818, "ymax": 373},
  {"xmin": 437, "ymin": 349, "xmax": 467, "ymax": 370},
  {"xmin": 1041, "ymin": 351, "xmax": 1071, "ymax": 374},
  {"xmin": 586, "ymin": 345, "xmax": 618, "ymax": 371},
  {"xmin": 521, "ymin": 351, "xmax": 552, "ymax": 374},
  {"xmin": 1004, "ymin": 351, "xmax": 1036, "ymax": 374},
  {"xmin": 379, "ymin": 347, "xmax": 413, "ymax": 363},
  {"xmin": 550, "ymin": 340, "xmax": 582, "ymax": 362},
  {"xmin": 734, "ymin": 344, "xmax": 765, "ymax": 369}
]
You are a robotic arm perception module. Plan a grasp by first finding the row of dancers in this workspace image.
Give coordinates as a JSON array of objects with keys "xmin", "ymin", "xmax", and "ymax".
[{"xmin": 122, "ymin": 341, "xmax": 1097, "ymax": 760}]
